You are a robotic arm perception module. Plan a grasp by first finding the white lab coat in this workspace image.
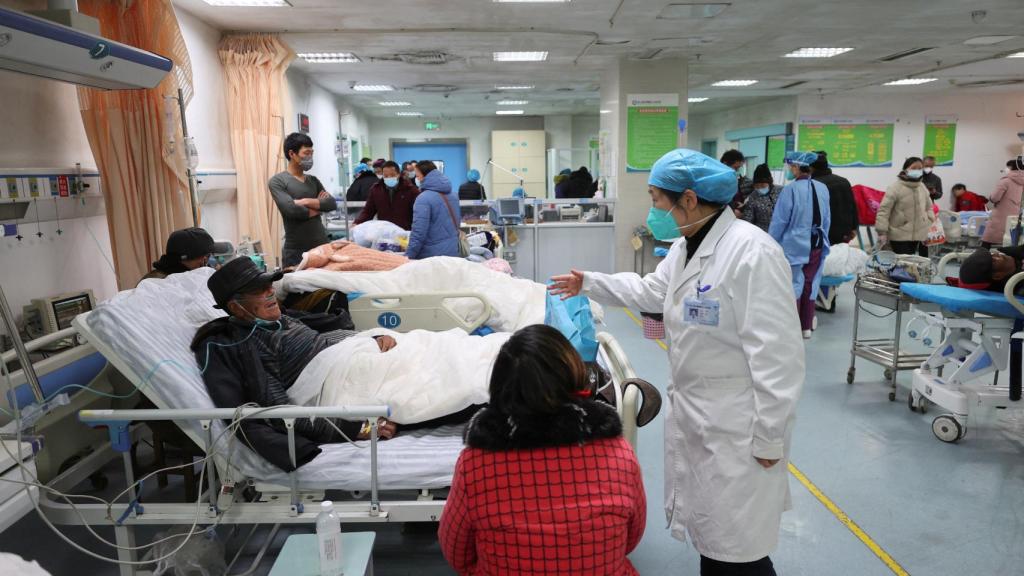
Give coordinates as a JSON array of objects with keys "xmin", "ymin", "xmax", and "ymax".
[{"xmin": 583, "ymin": 210, "xmax": 804, "ymax": 563}]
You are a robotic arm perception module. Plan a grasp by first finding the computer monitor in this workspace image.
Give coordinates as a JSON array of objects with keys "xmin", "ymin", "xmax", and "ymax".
[
  {"xmin": 496, "ymin": 198, "xmax": 525, "ymax": 220},
  {"xmin": 31, "ymin": 290, "xmax": 95, "ymax": 334}
]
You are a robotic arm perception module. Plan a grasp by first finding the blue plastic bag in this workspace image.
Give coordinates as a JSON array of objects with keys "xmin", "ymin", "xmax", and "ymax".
[{"xmin": 545, "ymin": 291, "xmax": 599, "ymax": 362}]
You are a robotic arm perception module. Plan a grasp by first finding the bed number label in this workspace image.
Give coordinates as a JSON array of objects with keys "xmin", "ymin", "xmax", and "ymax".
[{"xmin": 378, "ymin": 312, "xmax": 401, "ymax": 329}]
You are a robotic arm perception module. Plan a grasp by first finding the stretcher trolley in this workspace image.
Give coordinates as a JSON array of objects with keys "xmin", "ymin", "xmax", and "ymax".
[{"xmin": 847, "ymin": 274, "xmax": 931, "ymax": 401}]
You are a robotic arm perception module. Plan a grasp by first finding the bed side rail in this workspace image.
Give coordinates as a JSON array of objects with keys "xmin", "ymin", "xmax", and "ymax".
[
  {"xmin": 348, "ymin": 292, "xmax": 493, "ymax": 333},
  {"xmin": 596, "ymin": 332, "xmax": 641, "ymax": 449},
  {"xmin": 1005, "ymin": 272, "xmax": 1024, "ymax": 317},
  {"xmin": 78, "ymin": 406, "xmax": 390, "ymax": 520}
]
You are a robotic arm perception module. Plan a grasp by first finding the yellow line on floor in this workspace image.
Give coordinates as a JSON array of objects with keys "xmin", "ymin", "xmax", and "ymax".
[
  {"xmin": 788, "ymin": 464, "xmax": 909, "ymax": 575},
  {"xmin": 619, "ymin": 307, "xmax": 910, "ymax": 576}
]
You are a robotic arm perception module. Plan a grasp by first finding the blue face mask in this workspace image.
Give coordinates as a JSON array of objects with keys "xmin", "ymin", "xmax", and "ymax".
[
  {"xmin": 647, "ymin": 206, "xmax": 681, "ymax": 241},
  {"xmin": 784, "ymin": 170, "xmax": 796, "ymax": 181},
  {"xmin": 754, "ymin": 185, "xmax": 771, "ymax": 196},
  {"xmin": 383, "ymin": 177, "xmax": 399, "ymax": 188},
  {"xmin": 415, "ymin": 177, "xmax": 422, "ymax": 187}
]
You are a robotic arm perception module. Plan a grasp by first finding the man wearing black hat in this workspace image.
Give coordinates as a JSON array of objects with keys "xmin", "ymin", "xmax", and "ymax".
[
  {"xmin": 191, "ymin": 257, "xmax": 398, "ymax": 471},
  {"xmin": 140, "ymin": 227, "xmax": 228, "ymax": 285},
  {"xmin": 958, "ymin": 246, "xmax": 1024, "ymax": 293}
]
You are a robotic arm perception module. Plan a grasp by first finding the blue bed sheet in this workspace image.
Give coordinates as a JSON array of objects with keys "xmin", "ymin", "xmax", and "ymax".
[
  {"xmin": 900, "ymin": 282, "xmax": 1024, "ymax": 319},
  {"xmin": 821, "ymin": 274, "xmax": 856, "ymax": 287}
]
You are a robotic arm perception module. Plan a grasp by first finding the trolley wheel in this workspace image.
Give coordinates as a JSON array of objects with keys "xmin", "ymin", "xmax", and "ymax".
[
  {"xmin": 884, "ymin": 368, "xmax": 894, "ymax": 381},
  {"xmin": 888, "ymin": 391, "xmax": 896, "ymax": 402},
  {"xmin": 908, "ymin": 391, "xmax": 917, "ymax": 413},
  {"xmin": 920, "ymin": 399, "xmax": 928, "ymax": 414},
  {"xmin": 932, "ymin": 415, "xmax": 963, "ymax": 443},
  {"xmin": 846, "ymin": 368, "xmax": 855, "ymax": 385}
]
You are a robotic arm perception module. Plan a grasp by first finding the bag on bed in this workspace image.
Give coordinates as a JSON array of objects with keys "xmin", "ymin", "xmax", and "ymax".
[{"xmin": 545, "ymin": 292, "xmax": 599, "ymax": 362}]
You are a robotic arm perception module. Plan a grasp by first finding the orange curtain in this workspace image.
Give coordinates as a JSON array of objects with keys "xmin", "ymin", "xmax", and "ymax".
[
  {"xmin": 218, "ymin": 34, "xmax": 295, "ymax": 264},
  {"xmin": 77, "ymin": 0, "xmax": 194, "ymax": 289}
]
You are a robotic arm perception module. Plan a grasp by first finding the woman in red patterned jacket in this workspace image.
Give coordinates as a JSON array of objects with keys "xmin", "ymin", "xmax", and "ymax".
[{"xmin": 438, "ymin": 324, "xmax": 647, "ymax": 575}]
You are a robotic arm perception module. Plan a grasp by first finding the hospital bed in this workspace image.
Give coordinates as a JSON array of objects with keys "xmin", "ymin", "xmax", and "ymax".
[
  {"xmin": 27, "ymin": 269, "xmax": 644, "ymax": 576},
  {"xmin": 898, "ymin": 253, "xmax": 1024, "ymax": 443}
]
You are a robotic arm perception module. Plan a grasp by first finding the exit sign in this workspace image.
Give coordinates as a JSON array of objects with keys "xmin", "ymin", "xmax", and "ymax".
[{"xmin": 424, "ymin": 122, "xmax": 441, "ymax": 131}]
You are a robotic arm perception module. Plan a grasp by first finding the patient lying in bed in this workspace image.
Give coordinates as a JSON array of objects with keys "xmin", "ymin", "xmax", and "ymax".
[
  {"xmin": 957, "ymin": 246, "xmax": 1024, "ymax": 293},
  {"xmin": 193, "ymin": 257, "xmax": 401, "ymax": 472}
]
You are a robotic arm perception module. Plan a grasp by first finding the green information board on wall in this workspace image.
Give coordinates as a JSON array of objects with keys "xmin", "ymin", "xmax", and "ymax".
[
  {"xmin": 798, "ymin": 117, "xmax": 895, "ymax": 168},
  {"xmin": 626, "ymin": 94, "xmax": 679, "ymax": 172},
  {"xmin": 924, "ymin": 115, "xmax": 957, "ymax": 166},
  {"xmin": 767, "ymin": 136, "xmax": 787, "ymax": 170}
]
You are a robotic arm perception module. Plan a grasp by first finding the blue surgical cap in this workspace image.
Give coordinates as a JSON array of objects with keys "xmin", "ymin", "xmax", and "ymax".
[
  {"xmin": 559, "ymin": 168, "xmax": 572, "ymax": 176},
  {"xmin": 467, "ymin": 169, "xmax": 481, "ymax": 182},
  {"xmin": 354, "ymin": 162, "xmax": 371, "ymax": 175},
  {"xmin": 512, "ymin": 187, "xmax": 525, "ymax": 198},
  {"xmin": 785, "ymin": 151, "xmax": 819, "ymax": 167},
  {"xmin": 648, "ymin": 149, "xmax": 738, "ymax": 204}
]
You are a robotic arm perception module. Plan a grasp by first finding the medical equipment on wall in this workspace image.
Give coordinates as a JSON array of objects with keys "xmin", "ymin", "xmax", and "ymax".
[
  {"xmin": 0, "ymin": 6, "xmax": 172, "ymax": 90},
  {"xmin": 23, "ymin": 290, "xmax": 95, "ymax": 337}
]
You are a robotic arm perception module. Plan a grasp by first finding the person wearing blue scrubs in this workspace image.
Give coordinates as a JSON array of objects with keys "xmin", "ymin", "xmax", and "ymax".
[{"xmin": 769, "ymin": 151, "xmax": 831, "ymax": 339}]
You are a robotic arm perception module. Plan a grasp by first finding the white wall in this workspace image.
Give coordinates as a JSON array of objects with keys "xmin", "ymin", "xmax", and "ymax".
[
  {"xmin": 572, "ymin": 115, "xmax": 600, "ymax": 151},
  {"xmin": 797, "ymin": 92, "xmax": 1024, "ymax": 203},
  {"xmin": 174, "ymin": 5, "xmax": 237, "ymax": 244},
  {"xmin": 286, "ymin": 68, "xmax": 371, "ymax": 194},
  {"xmin": 688, "ymin": 97, "xmax": 798, "ymax": 159},
  {"xmin": 367, "ymin": 116, "xmax": 545, "ymax": 193}
]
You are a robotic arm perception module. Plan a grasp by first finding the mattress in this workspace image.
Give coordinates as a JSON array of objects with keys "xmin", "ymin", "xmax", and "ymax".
[
  {"xmin": 900, "ymin": 282, "xmax": 1024, "ymax": 319},
  {"xmin": 81, "ymin": 268, "xmax": 464, "ymax": 490}
]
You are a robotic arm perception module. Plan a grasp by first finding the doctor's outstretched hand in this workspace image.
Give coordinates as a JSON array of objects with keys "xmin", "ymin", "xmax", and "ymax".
[{"xmin": 549, "ymin": 270, "xmax": 585, "ymax": 300}]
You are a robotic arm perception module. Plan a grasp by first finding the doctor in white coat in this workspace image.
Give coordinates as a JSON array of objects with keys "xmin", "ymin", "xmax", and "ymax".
[{"xmin": 551, "ymin": 149, "xmax": 804, "ymax": 576}]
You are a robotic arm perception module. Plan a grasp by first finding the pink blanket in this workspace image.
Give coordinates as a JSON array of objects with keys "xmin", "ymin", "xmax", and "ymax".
[{"xmin": 297, "ymin": 241, "xmax": 408, "ymax": 272}]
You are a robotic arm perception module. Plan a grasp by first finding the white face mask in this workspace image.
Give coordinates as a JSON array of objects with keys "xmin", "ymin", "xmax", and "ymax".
[
  {"xmin": 923, "ymin": 167, "xmax": 933, "ymax": 174},
  {"xmin": 905, "ymin": 169, "xmax": 924, "ymax": 180}
]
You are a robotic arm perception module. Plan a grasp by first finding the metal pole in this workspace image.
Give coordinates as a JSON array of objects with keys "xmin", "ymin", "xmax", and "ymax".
[
  {"xmin": 0, "ymin": 284, "xmax": 44, "ymax": 403},
  {"xmin": 176, "ymin": 88, "xmax": 200, "ymax": 227}
]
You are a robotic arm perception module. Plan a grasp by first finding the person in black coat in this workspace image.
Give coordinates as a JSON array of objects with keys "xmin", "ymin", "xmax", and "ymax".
[
  {"xmin": 192, "ymin": 257, "xmax": 398, "ymax": 471},
  {"xmin": 346, "ymin": 163, "xmax": 379, "ymax": 202},
  {"xmin": 565, "ymin": 166, "xmax": 595, "ymax": 199},
  {"xmin": 811, "ymin": 151, "xmax": 859, "ymax": 246}
]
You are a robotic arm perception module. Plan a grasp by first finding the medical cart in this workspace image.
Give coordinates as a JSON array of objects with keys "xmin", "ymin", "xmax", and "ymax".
[{"xmin": 848, "ymin": 275, "xmax": 931, "ymax": 401}]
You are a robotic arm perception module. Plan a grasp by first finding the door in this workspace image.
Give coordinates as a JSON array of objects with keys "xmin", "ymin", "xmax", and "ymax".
[
  {"xmin": 392, "ymin": 141, "xmax": 469, "ymax": 189},
  {"xmin": 701, "ymin": 139, "xmax": 718, "ymax": 159}
]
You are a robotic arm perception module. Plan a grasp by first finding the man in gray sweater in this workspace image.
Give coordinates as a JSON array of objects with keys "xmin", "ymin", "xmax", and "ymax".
[{"xmin": 269, "ymin": 133, "xmax": 338, "ymax": 267}]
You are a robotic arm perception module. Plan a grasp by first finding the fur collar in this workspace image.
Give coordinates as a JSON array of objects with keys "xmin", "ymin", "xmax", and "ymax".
[{"xmin": 464, "ymin": 400, "xmax": 622, "ymax": 451}]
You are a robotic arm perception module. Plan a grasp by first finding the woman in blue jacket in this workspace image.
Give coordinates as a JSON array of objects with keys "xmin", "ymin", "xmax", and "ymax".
[
  {"xmin": 769, "ymin": 151, "xmax": 831, "ymax": 340},
  {"xmin": 407, "ymin": 160, "xmax": 461, "ymax": 259}
]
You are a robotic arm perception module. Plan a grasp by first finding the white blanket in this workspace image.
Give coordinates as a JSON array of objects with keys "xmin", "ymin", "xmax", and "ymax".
[
  {"xmin": 277, "ymin": 256, "xmax": 603, "ymax": 333},
  {"xmin": 823, "ymin": 243, "xmax": 870, "ymax": 277},
  {"xmin": 289, "ymin": 329, "xmax": 511, "ymax": 424}
]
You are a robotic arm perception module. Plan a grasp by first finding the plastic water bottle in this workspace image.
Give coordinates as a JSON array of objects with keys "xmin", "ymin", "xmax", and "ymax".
[{"xmin": 316, "ymin": 501, "xmax": 343, "ymax": 575}]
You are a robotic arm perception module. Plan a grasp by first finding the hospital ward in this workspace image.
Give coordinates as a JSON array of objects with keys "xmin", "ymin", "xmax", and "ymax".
[{"xmin": 3, "ymin": 1, "xmax": 1024, "ymax": 575}]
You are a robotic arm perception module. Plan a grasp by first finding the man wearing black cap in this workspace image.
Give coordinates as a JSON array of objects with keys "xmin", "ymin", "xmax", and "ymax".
[
  {"xmin": 191, "ymin": 257, "xmax": 398, "ymax": 471},
  {"xmin": 140, "ymin": 227, "xmax": 228, "ymax": 285},
  {"xmin": 958, "ymin": 246, "xmax": 1024, "ymax": 293}
]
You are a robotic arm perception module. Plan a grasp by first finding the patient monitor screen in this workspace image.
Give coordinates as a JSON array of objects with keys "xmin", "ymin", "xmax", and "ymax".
[
  {"xmin": 498, "ymin": 198, "xmax": 522, "ymax": 219},
  {"xmin": 52, "ymin": 294, "xmax": 93, "ymax": 330}
]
